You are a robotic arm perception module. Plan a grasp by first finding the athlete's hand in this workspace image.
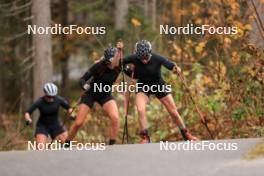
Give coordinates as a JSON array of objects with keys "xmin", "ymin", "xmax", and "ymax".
[
  {"xmin": 116, "ymin": 40, "xmax": 124, "ymax": 50},
  {"xmin": 173, "ymin": 65, "xmax": 182, "ymax": 75},
  {"xmin": 130, "ymin": 64, "xmax": 135, "ymax": 71},
  {"xmin": 69, "ymin": 116, "xmax": 76, "ymax": 121},
  {"xmin": 25, "ymin": 119, "xmax": 32, "ymax": 126},
  {"xmin": 24, "ymin": 113, "xmax": 32, "ymax": 126},
  {"xmin": 83, "ymin": 83, "xmax": 90, "ymax": 91}
]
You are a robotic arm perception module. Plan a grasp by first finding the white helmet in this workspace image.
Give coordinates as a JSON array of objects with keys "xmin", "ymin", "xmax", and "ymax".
[{"xmin": 43, "ymin": 83, "xmax": 58, "ymax": 96}]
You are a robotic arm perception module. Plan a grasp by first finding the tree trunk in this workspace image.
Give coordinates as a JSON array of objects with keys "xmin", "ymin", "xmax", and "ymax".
[
  {"xmin": 60, "ymin": 0, "xmax": 69, "ymax": 97},
  {"xmin": 144, "ymin": 0, "xmax": 149, "ymax": 18},
  {"xmin": 115, "ymin": 0, "xmax": 128, "ymax": 30},
  {"xmin": 151, "ymin": 0, "xmax": 156, "ymax": 30},
  {"xmin": 32, "ymin": 0, "xmax": 53, "ymax": 121},
  {"xmin": 0, "ymin": 67, "xmax": 3, "ymax": 125}
]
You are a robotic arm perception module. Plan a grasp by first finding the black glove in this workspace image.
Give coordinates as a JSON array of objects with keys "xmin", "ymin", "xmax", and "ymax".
[
  {"xmin": 69, "ymin": 116, "xmax": 76, "ymax": 121},
  {"xmin": 25, "ymin": 120, "xmax": 32, "ymax": 126},
  {"xmin": 80, "ymin": 79, "xmax": 91, "ymax": 91}
]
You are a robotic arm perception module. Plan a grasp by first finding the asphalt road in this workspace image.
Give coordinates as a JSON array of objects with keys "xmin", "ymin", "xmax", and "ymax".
[{"xmin": 0, "ymin": 138, "xmax": 263, "ymax": 176}]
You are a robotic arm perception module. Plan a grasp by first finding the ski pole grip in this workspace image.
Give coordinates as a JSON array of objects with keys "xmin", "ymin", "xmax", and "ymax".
[{"xmin": 117, "ymin": 38, "xmax": 123, "ymax": 50}]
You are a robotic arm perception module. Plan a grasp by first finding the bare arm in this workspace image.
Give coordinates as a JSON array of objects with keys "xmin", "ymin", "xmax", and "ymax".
[
  {"xmin": 109, "ymin": 40, "xmax": 124, "ymax": 68},
  {"xmin": 172, "ymin": 65, "xmax": 182, "ymax": 75},
  {"xmin": 67, "ymin": 108, "xmax": 73, "ymax": 116}
]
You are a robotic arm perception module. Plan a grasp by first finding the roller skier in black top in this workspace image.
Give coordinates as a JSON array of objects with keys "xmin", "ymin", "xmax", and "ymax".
[
  {"xmin": 119, "ymin": 40, "xmax": 198, "ymax": 143},
  {"xmin": 67, "ymin": 44, "xmax": 129, "ymax": 145},
  {"xmin": 24, "ymin": 83, "xmax": 73, "ymax": 149}
]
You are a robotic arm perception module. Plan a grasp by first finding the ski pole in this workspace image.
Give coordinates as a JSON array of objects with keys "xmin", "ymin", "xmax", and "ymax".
[
  {"xmin": 122, "ymin": 68, "xmax": 134, "ymax": 144},
  {"xmin": 176, "ymin": 70, "xmax": 214, "ymax": 139},
  {"xmin": 121, "ymin": 50, "xmax": 129, "ymax": 144},
  {"xmin": 117, "ymin": 39, "xmax": 129, "ymax": 144}
]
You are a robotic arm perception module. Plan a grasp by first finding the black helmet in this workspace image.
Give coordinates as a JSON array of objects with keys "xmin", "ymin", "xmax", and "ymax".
[
  {"xmin": 103, "ymin": 47, "xmax": 117, "ymax": 64},
  {"xmin": 135, "ymin": 40, "xmax": 152, "ymax": 60}
]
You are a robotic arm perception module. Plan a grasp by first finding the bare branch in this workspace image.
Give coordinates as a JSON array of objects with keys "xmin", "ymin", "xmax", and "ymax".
[
  {"xmin": 23, "ymin": 15, "xmax": 33, "ymax": 22},
  {"xmin": 5, "ymin": 8, "xmax": 30, "ymax": 17},
  {"xmin": 21, "ymin": 62, "xmax": 35, "ymax": 74},
  {"xmin": 4, "ymin": 1, "xmax": 32, "ymax": 13},
  {"xmin": 20, "ymin": 54, "xmax": 33, "ymax": 65},
  {"xmin": 5, "ymin": 31, "xmax": 28, "ymax": 43}
]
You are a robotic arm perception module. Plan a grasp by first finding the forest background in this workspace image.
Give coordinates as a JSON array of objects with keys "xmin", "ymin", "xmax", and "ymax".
[{"xmin": 0, "ymin": 0, "xmax": 263, "ymax": 150}]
